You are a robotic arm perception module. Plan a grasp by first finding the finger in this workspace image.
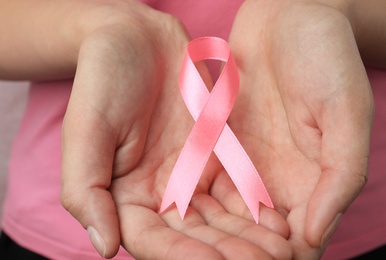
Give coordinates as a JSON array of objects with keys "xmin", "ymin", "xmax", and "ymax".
[
  {"xmin": 161, "ymin": 204, "xmax": 274, "ymax": 260},
  {"xmin": 61, "ymin": 100, "xmax": 120, "ymax": 258},
  {"xmin": 305, "ymin": 76, "xmax": 374, "ymax": 248},
  {"xmin": 118, "ymin": 205, "xmax": 224, "ymax": 260},
  {"xmin": 210, "ymin": 170, "xmax": 290, "ymax": 238},
  {"xmin": 285, "ymin": 206, "xmax": 321, "ymax": 259},
  {"xmin": 191, "ymin": 194, "xmax": 293, "ymax": 260}
]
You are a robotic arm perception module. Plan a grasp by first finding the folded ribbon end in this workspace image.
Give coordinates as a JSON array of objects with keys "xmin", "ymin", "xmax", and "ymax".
[
  {"xmin": 159, "ymin": 192, "xmax": 189, "ymax": 220},
  {"xmin": 175, "ymin": 199, "xmax": 189, "ymax": 220},
  {"xmin": 159, "ymin": 199, "xmax": 172, "ymax": 214},
  {"xmin": 262, "ymin": 197, "xmax": 274, "ymax": 210},
  {"xmin": 251, "ymin": 203, "xmax": 260, "ymax": 224}
]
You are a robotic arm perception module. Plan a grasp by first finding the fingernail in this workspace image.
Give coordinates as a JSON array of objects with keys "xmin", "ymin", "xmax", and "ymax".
[
  {"xmin": 321, "ymin": 213, "xmax": 342, "ymax": 247},
  {"xmin": 87, "ymin": 226, "xmax": 106, "ymax": 258}
]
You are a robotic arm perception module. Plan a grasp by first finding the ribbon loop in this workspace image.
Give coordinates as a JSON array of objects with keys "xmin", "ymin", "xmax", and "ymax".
[{"xmin": 160, "ymin": 37, "xmax": 273, "ymax": 223}]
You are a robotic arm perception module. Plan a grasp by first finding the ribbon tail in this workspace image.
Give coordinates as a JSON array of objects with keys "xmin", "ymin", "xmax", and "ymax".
[
  {"xmin": 160, "ymin": 126, "xmax": 217, "ymax": 219},
  {"xmin": 214, "ymin": 124, "xmax": 273, "ymax": 224},
  {"xmin": 159, "ymin": 177, "xmax": 192, "ymax": 219}
]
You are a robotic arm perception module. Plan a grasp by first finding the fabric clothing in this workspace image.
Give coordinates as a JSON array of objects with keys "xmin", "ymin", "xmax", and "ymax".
[
  {"xmin": 2, "ymin": 229, "xmax": 386, "ymax": 260},
  {"xmin": 1, "ymin": 0, "xmax": 386, "ymax": 259},
  {"xmin": 354, "ymin": 244, "xmax": 386, "ymax": 260},
  {"xmin": 0, "ymin": 231, "xmax": 48, "ymax": 260}
]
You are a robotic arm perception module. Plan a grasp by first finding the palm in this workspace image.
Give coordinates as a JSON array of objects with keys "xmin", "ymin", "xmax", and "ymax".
[
  {"xmin": 106, "ymin": 25, "xmax": 290, "ymax": 260},
  {"xmin": 62, "ymin": 2, "xmax": 291, "ymax": 259},
  {"xmin": 228, "ymin": 0, "xmax": 373, "ymax": 258}
]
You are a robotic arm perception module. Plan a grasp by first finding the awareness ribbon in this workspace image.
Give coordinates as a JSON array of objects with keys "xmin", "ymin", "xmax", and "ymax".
[{"xmin": 160, "ymin": 37, "xmax": 273, "ymax": 223}]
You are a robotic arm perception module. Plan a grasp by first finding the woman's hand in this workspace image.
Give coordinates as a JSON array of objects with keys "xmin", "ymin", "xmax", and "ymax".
[
  {"xmin": 227, "ymin": 0, "xmax": 374, "ymax": 258},
  {"xmin": 61, "ymin": 1, "xmax": 291, "ymax": 259}
]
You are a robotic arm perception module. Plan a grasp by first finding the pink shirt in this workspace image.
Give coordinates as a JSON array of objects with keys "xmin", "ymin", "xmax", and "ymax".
[{"xmin": 2, "ymin": 1, "xmax": 386, "ymax": 259}]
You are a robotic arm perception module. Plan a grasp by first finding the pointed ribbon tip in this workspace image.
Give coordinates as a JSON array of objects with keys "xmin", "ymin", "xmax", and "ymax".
[{"xmin": 160, "ymin": 37, "xmax": 273, "ymax": 223}]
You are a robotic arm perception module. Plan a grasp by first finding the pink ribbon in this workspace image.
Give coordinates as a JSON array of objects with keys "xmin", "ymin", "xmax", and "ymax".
[{"xmin": 160, "ymin": 37, "xmax": 273, "ymax": 223}]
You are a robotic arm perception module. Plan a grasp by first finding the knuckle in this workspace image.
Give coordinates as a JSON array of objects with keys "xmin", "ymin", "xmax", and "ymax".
[{"xmin": 60, "ymin": 187, "xmax": 81, "ymax": 214}]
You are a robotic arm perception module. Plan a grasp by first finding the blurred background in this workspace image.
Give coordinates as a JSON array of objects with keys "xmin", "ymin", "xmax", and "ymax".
[{"xmin": 0, "ymin": 81, "xmax": 29, "ymax": 221}]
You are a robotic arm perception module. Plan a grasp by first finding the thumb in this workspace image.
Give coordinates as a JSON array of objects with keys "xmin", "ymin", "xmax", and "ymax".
[
  {"xmin": 61, "ymin": 98, "xmax": 120, "ymax": 259},
  {"xmin": 305, "ymin": 81, "xmax": 374, "ymax": 249}
]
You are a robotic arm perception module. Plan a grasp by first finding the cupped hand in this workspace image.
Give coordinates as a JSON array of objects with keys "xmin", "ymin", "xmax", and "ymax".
[
  {"xmin": 61, "ymin": 1, "xmax": 291, "ymax": 259},
  {"xmin": 227, "ymin": 0, "xmax": 374, "ymax": 258}
]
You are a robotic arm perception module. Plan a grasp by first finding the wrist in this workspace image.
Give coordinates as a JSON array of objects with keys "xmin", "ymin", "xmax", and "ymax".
[
  {"xmin": 312, "ymin": 0, "xmax": 386, "ymax": 69},
  {"xmin": 0, "ymin": 0, "xmax": 144, "ymax": 80},
  {"xmin": 60, "ymin": 1, "xmax": 136, "ymax": 76}
]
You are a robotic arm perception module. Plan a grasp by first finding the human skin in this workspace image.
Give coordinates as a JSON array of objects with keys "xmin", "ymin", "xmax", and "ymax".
[
  {"xmin": 1, "ymin": 0, "xmax": 291, "ymax": 259},
  {"xmin": 62, "ymin": 2, "xmax": 292, "ymax": 258},
  {"xmin": 1, "ymin": 0, "xmax": 385, "ymax": 259},
  {"xmin": 225, "ymin": 0, "xmax": 375, "ymax": 258}
]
